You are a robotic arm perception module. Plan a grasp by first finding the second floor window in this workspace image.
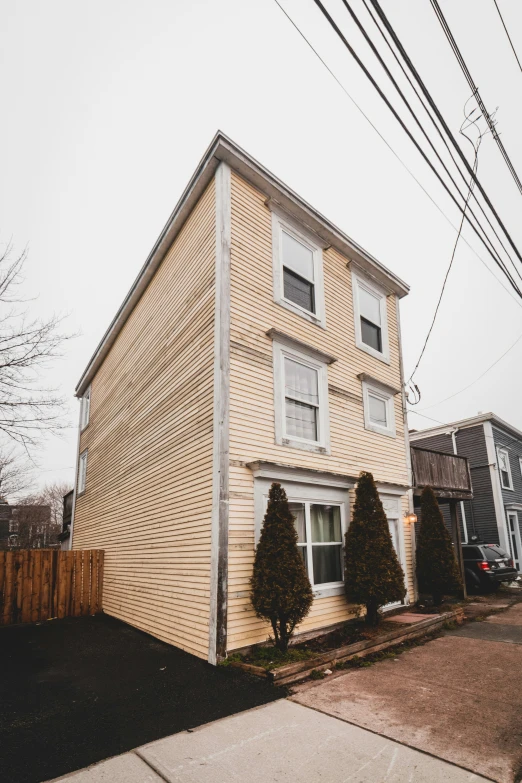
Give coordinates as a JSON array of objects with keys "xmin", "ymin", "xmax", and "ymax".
[
  {"xmin": 78, "ymin": 450, "xmax": 88, "ymax": 494},
  {"xmin": 285, "ymin": 358, "xmax": 319, "ymax": 441},
  {"xmin": 272, "ymin": 337, "xmax": 330, "ymax": 453},
  {"xmin": 362, "ymin": 378, "xmax": 396, "ymax": 438},
  {"xmin": 497, "ymin": 447, "xmax": 513, "ymax": 490}
]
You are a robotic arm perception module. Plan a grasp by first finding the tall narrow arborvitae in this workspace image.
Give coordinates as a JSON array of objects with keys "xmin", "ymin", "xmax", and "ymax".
[
  {"xmin": 416, "ymin": 486, "xmax": 462, "ymax": 605},
  {"xmin": 250, "ymin": 482, "xmax": 313, "ymax": 651},
  {"xmin": 345, "ymin": 471, "xmax": 406, "ymax": 625}
]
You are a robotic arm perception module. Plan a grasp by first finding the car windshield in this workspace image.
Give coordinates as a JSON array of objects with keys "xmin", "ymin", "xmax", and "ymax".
[{"xmin": 483, "ymin": 545, "xmax": 508, "ymax": 561}]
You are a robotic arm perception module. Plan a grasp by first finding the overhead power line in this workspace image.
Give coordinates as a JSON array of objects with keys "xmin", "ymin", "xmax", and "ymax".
[
  {"xmin": 310, "ymin": 0, "xmax": 522, "ymax": 299},
  {"xmin": 340, "ymin": 0, "xmax": 522, "ymax": 290},
  {"xmin": 418, "ymin": 329, "xmax": 522, "ymax": 412},
  {"xmin": 366, "ymin": 0, "xmax": 522, "ymax": 277},
  {"xmin": 430, "ymin": 0, "xmax": 522, "ymax": 199},
  {"xmin": 492, "ymin": 0, "xmax": 522, "ymax": 76},
  {"xmin": 271, "ymin": 0, "xmax": 522, "ymax": 312}
]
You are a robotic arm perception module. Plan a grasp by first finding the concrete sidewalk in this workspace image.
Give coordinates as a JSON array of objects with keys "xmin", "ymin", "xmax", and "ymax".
[
  {"xmin": 49, "ymin": 700, "xmax": 488, "ymax": 783},
  {"xmin": 292, "ymin": 599, "xmax": 522, "ymax": 783}
]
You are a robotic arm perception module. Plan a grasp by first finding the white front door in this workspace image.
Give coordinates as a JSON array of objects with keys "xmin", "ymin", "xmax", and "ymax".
[
  {"xmin": 381, "ymin": 495, "xmax": 405, "ymax": 609},
  {"xmin": 506, "ymin": 511, "xmax": 522, "ymax": 572}
]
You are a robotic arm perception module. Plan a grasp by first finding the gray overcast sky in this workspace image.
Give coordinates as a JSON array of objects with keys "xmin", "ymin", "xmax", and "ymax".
[{"xmin": 1, "ymin": 0, "xmax": 521, "ymax": 493}]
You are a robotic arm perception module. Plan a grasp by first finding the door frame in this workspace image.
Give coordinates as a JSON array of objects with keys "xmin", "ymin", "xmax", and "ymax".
[{"xmin": 505, "ymin": 509, "xmax": 522, "ymax": 572}]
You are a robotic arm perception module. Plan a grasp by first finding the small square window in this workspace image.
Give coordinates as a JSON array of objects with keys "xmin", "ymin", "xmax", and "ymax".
[
  {"xmin": 352, "ymin": 270, "xmax": 390, "ymax": 362},
  {"xmin": 497, "ymin": 448, "xmax": 513, "ymax": 490},
  {"xmin": 271, "ymin": 209, "xmax": 326, "ymax": 327},
  {"xmin": 362, "ymin": 380, "xmax": 396, "ymax": 437},
  {"xmin": 80, "ymin": 386, "xmax": 91, "ymax": 431},
  {"xmin": 78, "ymin": 450, "xmax": 88, "ymax": 494},
  {"xmin": 272, "ymin": 338, "xmax": 330, "ymax": 453}
]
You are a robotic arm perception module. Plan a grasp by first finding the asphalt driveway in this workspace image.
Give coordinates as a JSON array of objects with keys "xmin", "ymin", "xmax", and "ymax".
[
  {"xmin": 291, "ymin": 596, "xmax": 522, "ymax": 783},
  {"xmin": 0, "ymin": 613, "xmax": 282, "ymax": 783}
]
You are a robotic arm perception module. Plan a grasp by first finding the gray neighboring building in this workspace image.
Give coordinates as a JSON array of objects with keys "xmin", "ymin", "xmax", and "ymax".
[{"xmin": 410, "ymin": 413, "xmax": 522, "ymax": 572}]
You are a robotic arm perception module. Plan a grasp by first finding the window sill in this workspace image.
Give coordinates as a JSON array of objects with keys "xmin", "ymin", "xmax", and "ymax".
[
  {"xmin": 279, "ymin": 436, "xmax": 330, "ymax": 455},
  {"xmin": 364, "ymin": 423, "xmax": 396, "ymax": 439},
  {"xmin": 355, "ymin": 337, "xmax": 390, "ymax": 364},
  {"xmin": 276, "ymin": 296, "xmax": 326, "ymax": 329},
  {"xmin": 313, "ymin": 584, "xmax": 344, "ymax": 598}
]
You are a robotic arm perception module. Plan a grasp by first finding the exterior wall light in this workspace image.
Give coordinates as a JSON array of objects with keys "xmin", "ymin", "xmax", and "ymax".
[{"xmin": 404, "ymin": 512, "xmax": 418, "ymax": 525}]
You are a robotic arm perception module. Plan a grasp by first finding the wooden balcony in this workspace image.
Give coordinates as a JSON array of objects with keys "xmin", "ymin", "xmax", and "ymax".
[{"xmin": 411, "ymin": 446, "xmax": 473, "ymax": 501}]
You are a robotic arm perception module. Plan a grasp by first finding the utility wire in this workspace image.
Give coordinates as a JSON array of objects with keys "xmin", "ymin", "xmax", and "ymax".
[
  {"xmin": 270, "ymin": 0, "xmax": 522, "ymax": 311},
  {"xmin": 492, "ymin": 0, "xmax": 522, "ymax": 76},
  {"xmin": 407, "ymin": 131, "xmax": 480, "ymax": 384},
  {"xmin": 311, "ymin": 0, "xmax": 522, "ymax": 298},
  {"xmin": 418, "ymin": 329, "xmax": 522, "ymax": 412},
  {"xmin": 358, "ymin": 0, "xmax": 522, "ymax": 288},
  {"xmin": 368, "ymin": 0, "xmax": 522, "ymax": 276},
  {"xmin": 430, "ymin": 0, "xmax": 522, "ymax": 200},
  {"xmin": 341, "ymin": 0, "xmax": 522, "ymax": 289}
]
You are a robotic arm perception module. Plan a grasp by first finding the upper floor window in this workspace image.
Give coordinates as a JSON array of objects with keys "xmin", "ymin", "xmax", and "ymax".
[
  {"xmin": 352, "ymin": 270, "xmax": 390, "ymax": 362},
  {"xmin": 361, "ymin": 378, "xmax": 396, "ymax": 438},
  {"xmin": 78, "ymin": 450, "xmax": 88, "ymax": 494},
  {"xmin": 497, "ymin": 447, "xmax": 513, "ymax": 490},
  {"xmin": 271, "ymin": 335, "xmax": 331, "ymax": 453},
  {"xmin": 271, "ymin": 209, "xmax": 326, "ymax": 327},
  {"xmin": 80, "ymin": 386, "xmax": 91, "ymax": 431},
  {"xmin": 520, "ymin": 457, "xmax": 522, "ymax": 478}
]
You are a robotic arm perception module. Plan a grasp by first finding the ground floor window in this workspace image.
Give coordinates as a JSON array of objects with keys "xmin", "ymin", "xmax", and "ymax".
[{"xmin": 289, "ymin": 502, "xmax": 343, "ymax": 588}]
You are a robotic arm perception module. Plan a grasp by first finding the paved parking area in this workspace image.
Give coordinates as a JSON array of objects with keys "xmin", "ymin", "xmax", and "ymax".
[
  {"xmin": 291, "ymin": 600, "xmax": 522, "ymax": 783},
  {"xmin": 0, "ymin": 614, "xmax": 281, "ymax": 783}
]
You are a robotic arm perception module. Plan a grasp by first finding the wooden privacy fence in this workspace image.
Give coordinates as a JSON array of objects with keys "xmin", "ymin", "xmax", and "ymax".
[{"xmin": 0, "ymin": 549, "xmax": 104, "ymax": 627}]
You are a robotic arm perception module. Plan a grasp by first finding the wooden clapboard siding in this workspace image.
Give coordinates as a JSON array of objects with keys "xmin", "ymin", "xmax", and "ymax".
[
  {"xmin": 227, "ymin": 172, "xmax": 411, "ymax": 650},
  {"xmin": 72, "ymin": 181, "xmax": 216, "ymax": 660},
  {"xmin": 0, "ymin": 550, "xmax": 103, "ymax": 625}
]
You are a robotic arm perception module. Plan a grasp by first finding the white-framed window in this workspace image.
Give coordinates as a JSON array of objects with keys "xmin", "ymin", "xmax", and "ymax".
[
  {"xmin": 519, "ymin": 457, "xmax": 522, "ymax": 479},
  {"xmin": 362, "ymin": 379, "xmax": 396, "ymax": 437},
  {"xmin": 252, "ymin": 468, "xmax": 351, "ymax": 597},
  {"xmin": 290, "ymin": 501, "xmax": 344, "ymax": 589},
  {"xmin": 271, "ymin": 210, "xmax": 326, "ymax": 327},
  {"xmin": 80, "ymin": 386, "xmax": 91, "ymax": 431},
  {"xmin": 497, "ymin": 447, "xmax": 513, "ymax": 490},
  {"xmin": 78, "ymin": 450, "xmax": 88, "ymax": 494},
  {"xmin": 273, "ymin": 339, "xmax": 330, "ymax": 453},
  {"xmin": 352, "ymin": 269, "xmax": 390, "ymax": 362}
]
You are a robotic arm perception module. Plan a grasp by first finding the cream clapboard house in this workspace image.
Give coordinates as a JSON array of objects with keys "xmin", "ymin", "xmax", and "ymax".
[{"xmin": 71, "ymin": 132, "xmax": 415, "ymax": 664}]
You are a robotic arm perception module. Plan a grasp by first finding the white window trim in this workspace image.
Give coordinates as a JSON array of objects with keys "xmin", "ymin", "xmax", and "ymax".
[
  {"xmin": 77, "ymin": 449, "xmax": 88, "ymax": 495},
  {"xmin": 273, "ymin": 339, "xmax": 330, "ymax": 454},
  {"xmin": 352, "ymin": 268, "xmax": 390, "ymax": 363},
  {"xmin": 253, "ymin": 474, "xmax": 350, "ymax": 598},
  {"xmin": 271, "ymin": 209, "xmax": 326, "ymax": 328},
  {"xmin": 80, "ymin": 385, "xmax": 91, "ymax": 432},
  {"xmin": 519, "ymin": 457, "xmax": 522, "ymax": 479},
  {"xmin": 362, "ymin": 379, "xmax": 396, "ymax": 438},
  {"xmin": 497, "ymin": 447, "xmax": 514, "ymax": 490}
]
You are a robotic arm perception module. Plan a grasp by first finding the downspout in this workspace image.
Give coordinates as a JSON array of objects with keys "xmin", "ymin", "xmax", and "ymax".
[{"xmin": 450, "ymin": 427, "xmax": 469, "ymax": 543}]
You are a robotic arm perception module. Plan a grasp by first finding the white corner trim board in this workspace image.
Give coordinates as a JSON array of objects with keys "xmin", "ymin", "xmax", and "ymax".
[{"xmin": 208, "ymin": 162, "xmax": 231, "ymax": 666}]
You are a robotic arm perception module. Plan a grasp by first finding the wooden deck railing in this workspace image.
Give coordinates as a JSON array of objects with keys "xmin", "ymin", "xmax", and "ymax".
[{"xmin": 0, "ymin": 549, "xmax": 104, "ymax": 626}]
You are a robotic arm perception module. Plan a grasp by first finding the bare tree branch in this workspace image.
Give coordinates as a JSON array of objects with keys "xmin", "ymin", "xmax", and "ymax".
[{"xmin": 0, "ymin": 243, "xmax": 74, "ymax": 447}]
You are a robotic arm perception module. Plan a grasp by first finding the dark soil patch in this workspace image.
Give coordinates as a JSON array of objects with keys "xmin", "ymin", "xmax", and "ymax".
[{"xmin": 0, "ymin": 614, "xmax": 282, "ymax": 783}]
